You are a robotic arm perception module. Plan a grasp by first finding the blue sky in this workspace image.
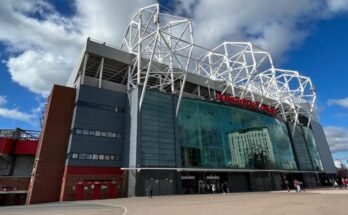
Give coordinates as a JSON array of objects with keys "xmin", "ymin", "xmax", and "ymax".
[{"xmin": 0, "ymin": 0, "xmax": 348, "ymax": 160}]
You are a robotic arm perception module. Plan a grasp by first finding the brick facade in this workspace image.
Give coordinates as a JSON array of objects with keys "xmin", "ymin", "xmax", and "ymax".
[{"xmin": 26, "ymin": 85, "xmax": 76, "ymax": 204}]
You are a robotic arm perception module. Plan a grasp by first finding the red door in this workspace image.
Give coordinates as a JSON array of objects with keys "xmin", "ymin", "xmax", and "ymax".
[
  {"xmin": 92, "ymin": 183, "xmax": 101, "ymax": 200},
  {"xmin": 75, "ymin": 182, "xmax": 84, "ymax": 200},
  {"xmin": 108, "ymin": 181, "xmax": 117, "ymax": 198}
]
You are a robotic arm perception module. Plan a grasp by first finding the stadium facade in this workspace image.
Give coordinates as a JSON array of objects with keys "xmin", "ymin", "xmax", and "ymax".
[{"xmin": 1, "ymin": 4, "xmax": 336, "ymax": 204}]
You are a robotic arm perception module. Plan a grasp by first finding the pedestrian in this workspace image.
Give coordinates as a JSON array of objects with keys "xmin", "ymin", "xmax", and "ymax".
[
  {"xmin": 149, "ymin": 186, "xmax": 153, "ymax": 199},
  {"xmin": 294, "ymin": 179, "xmax": 301, "ymax": 192},
  {"xmin": 333, "ymin": 180, "xmax": 338, "ymax": 189},
  {"xmin": 283, "ymin": 176, "xmax": 290, "ymax": 192},
  {"xmin": 212, "ymin": 184, "xmax": 216, "ymax": 193}
]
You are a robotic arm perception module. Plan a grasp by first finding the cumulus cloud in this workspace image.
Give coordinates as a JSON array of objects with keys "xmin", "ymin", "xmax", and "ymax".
[
  {"xmin": 324, "ymin": 126, "xmax": 348, "ymax": 154},
  {"xmin": 175, "ymin": 0, "xmax": 348, "ymax": 62},
  {"xmin": 0, "ymin": 94, "xmax": 38, "ymax": 123},
  {"xmin": 1, "ymin": 0, "xmax": 153, "ymax": 96},
  {"xmin": 328, "ymin": 97, "xmax": 348, "ymax": 109},
  {"xmin": 7, "ymin": 50, "xmax": 72, "ymax": 96},
  {"xmin": 0, "ymin": 95, "xmax": 7, "ymax": 106},
  {"xmin": 327, "ymin": 0, "xmax": 348, "ymax": 12},
  {"xmin": 1, "ymin": 0, "xmax": 348, "ymax": 96}
]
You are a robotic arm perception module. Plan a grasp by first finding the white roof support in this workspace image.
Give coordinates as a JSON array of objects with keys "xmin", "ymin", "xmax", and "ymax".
[
  {"xmin": 121, "ymin": 4, "xmax": 317, "ymax": 126},
  {"xmin": 122, "ymin": 4, "xmax": 194, "ymax": 115}
]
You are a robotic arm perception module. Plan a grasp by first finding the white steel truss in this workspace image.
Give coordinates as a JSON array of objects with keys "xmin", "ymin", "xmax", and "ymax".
[
  {"xmin": 122, "ymin": 4, "xmax": 194, "ymax": 116},
  {"xmin": 122, "ymin": 4, "xmax": 316, "ymax": 127}
]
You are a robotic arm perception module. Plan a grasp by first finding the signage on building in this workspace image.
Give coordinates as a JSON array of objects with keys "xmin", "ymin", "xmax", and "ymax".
[
  {"xmin": 181, "ymin": 176, "xmax": 195, "ymax": 180},
  {"xmin": 216, "ymin": 93, "xmax": 278, "ymax": 116},
  {"xmin": 206, "ymin": 176, "xmax": 219, "ymax": 180}
]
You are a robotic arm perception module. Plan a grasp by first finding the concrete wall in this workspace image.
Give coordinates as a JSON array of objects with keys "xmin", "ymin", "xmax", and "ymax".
[
  {"xmin": 0, "ymin": 156, "xmax": 12, "ymax": 176},
  {"xmin": 12, "ymin": 156, "xmax": 34, "ymax": 176}
]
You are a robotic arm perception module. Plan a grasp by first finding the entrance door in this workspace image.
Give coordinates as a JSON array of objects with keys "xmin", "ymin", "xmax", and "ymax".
[
  {"xmin": 159, "ymin": 179, "xmax": 174, "ymax": 195},
  {"xmin": 75, "ymin": 182, "xmax": 84, "ymax": 200}
]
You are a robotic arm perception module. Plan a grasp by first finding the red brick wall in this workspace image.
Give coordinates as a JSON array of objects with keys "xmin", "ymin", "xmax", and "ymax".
[
  {"xmin": 26, "ymin": 85, "xmax": 76, "ymax": 204},
  {"xmin": 0, "ymin": 177, "xmax": 30, "ymax": 191}
]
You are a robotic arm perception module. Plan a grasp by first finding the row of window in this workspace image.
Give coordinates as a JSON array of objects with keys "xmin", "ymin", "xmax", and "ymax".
[
  {"xmin": 71, "ymin": 153, "xmax": 121, "ymax": 161},
  {"xmin": 77, "ymin": 101, "xmax": 125, "ymax": 113},
  {"xmin": 75, "ymin": 128, "xmax": 122, "ymax": 139}
]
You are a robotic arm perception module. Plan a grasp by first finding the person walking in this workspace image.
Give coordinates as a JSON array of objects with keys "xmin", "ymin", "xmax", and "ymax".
[
  {"xmin": 149, "ymin": 185, "xmax": 153, "ymax": 199},
  {"xmin": 294, "ymin": 179, "xmax": 301, "ymax": 192},
  {"xmin": 283, "ymin": 176, "xmax": 290, "ymax": 192},
  {"xmin": 212, "ymin": 184, "xmax": 216, "ymax": 193}
]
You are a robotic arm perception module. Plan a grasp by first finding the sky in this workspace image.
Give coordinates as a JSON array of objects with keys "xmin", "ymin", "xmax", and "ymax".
[{"xmin": 0, "ymin": 0, "xmax": 348, "ymax": 160}]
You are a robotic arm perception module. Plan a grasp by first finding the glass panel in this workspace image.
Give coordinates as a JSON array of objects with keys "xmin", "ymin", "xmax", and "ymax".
[
  {"xmin": 303, "ymin": 126, "xmax": 324, "ymax": 171},
  {"xmin": 178, "ymin": 98, "xmax": 297, "ymax": 170},
  {"xmin": 290, "ymin": 126, "xmax": 313, "ymax": 171},
  {"xmin": 79, "ymin": 153, "xmax": 87, "ymax": 159}
]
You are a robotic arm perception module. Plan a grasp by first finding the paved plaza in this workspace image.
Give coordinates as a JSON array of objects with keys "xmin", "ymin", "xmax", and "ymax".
[{"xmin": 2, "ymin": 188, "xmax": 348, "ymax": 215}]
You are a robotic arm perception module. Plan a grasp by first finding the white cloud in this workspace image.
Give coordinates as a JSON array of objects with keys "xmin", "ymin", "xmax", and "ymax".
[
  {"xmin": 0, "ymin": 94, "xmax": 37, "ymax": 123},
  {"xmin": 1, "ymin": 0, "xmax": 348, "ymax": 96},
  {"xmin": 1, "ymin": 0, "xmax": 154, "ymax": 96},
  {"xmin": 324, "ymin": 126, "xmax": 348, "ymax": 153},
  {"xmin": 0, "ymin": 107, "xmax": 36, "ymax": 123},
  {"xmin": 327, "ymin": 0, "xmax": 348, "ymax": 12},
  {"xmin": 328, "ymin": 97, "xmax": 348, "ymax": 109},
  {"xmin": 0, "ymin": 95, "xmax": 7, "ymax": 106},
  {"xmin": 7, "ymin": 50, "xmax": 72, "ymax": 96},
  {"xmin": 175, "ymin": 0, "xmax": 348, "ymax": 62}
]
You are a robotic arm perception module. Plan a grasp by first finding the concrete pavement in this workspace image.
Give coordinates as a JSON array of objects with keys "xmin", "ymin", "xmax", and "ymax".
[{"xmin": 2, "ymin": 188, "xmax": 348, "ymax": 215}]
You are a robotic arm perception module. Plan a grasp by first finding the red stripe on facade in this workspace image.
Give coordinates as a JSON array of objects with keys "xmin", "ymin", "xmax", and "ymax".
[
  {"xmin": 66, "ymin": 166, "xmax": 123, "ymax": 175},
  {"xmin": 0, "ymin": 138, "xmax": 14, "ymax": 154},
  {"xmin": 14, "ymin": 140, "xmax": 39, "ymax": 155}
]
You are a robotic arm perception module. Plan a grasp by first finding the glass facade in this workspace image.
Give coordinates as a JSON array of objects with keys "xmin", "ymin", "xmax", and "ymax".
[
  {"xmin": 302, "ymin": 126, "xmax": 324, "ymax": 171},
  {"xmin": 140, "ymin": 90, "xmax": 176, "ymax": 167},
  {"xmin": 290, "ymin": 126, "xmax": 314, "ymax": 171},
  {"xmin": 178, "ymin": 98, "xmax": 298, "ymax": 170}
]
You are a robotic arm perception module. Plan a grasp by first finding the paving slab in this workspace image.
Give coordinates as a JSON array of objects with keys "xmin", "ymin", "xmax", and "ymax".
[{"xmin": 2, "ymin": 189, "xmax": 348, "ymax": 215}]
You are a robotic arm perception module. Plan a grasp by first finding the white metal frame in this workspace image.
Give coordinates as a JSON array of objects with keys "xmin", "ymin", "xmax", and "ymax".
[{"xmin": 121, "ymin": 4, "xmax": 316, "ymax": 127}]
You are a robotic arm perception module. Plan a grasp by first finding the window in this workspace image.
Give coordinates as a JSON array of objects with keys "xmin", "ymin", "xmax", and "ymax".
[
  {"xmin": 110, "ymin": 155, "xmax": 115, "ymax": 160},
  {"xmin": 99, "ymin": 155, "xmax": 105, "ymax": 160},
  {"xmin": 92, "ymin": 154, "xmax": 98, "ymax": 160},
  {"xmin": 79, "ymin": 153, "xmax": 87, "ymax": 159},
  {"xmin": 107, "ymin": 132, "xmax": 113, "ymax": 138},
  {"xmin": 74, "ymin": 128, "xmax": 122, "ymax": 139},
  {"xmin": 72, "ymin": 153, "xmax": 78, "ymax": 159},
  {"xmin": 105, "ymin": 155, "xmax": 110, "ymax": 160},
  {"xmin": 86, "ymin": 154, "xmax": 93, "ymax": 160}
]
